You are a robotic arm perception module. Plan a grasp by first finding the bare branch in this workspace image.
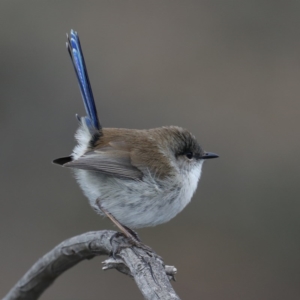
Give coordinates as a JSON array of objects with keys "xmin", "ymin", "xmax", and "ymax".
[{"xmin": 3, "ymin": 230, "xmax": 180, "ymax": 300}]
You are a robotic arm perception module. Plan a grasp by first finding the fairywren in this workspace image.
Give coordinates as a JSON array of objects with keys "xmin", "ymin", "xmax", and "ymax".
[{"xmin": 54, "ymin": 30, "xmax": 218, "ymax": 239}]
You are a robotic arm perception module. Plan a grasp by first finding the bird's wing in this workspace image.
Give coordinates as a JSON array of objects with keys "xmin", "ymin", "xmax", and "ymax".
[{"xmin": 62, "ymin": 145, "xmax": 143, "ymax": 181}]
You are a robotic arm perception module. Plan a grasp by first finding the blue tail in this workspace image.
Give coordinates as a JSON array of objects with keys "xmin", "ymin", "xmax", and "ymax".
[{"xmin": 67, "ymin": 30, "xmax": 101, "ymax": 131}]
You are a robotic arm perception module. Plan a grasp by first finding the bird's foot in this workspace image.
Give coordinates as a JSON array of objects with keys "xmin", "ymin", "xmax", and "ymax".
[{"xmin": 109, "ymin": 232, "xmax": 162, "ymax": 261}]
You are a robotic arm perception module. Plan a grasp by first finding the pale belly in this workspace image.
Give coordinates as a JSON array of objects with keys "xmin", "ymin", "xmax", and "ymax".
[{"xmin": 74, "ymin": 165, "xmax": 201, "ymax": 228}]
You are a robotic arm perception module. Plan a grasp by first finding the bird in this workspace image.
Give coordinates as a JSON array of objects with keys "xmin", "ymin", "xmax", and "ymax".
[{"xmin": 53, "ymin": 30, "xmax": 218, "ymax": 247}]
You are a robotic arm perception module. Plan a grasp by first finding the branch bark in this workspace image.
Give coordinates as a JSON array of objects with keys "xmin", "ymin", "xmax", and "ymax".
[{"xmin": 3, "ymin": 230, "xmax": 180, "ymax": 300}]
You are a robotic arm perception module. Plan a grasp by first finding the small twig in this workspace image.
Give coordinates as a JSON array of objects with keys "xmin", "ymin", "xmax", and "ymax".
[{"xmin": 3, "ymin": 230, "xmax": 180, "ymax": 300}]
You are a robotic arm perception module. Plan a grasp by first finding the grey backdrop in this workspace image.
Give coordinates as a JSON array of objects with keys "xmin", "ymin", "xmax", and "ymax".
[{"xmin": 1, "ymin": 1, "xmax": 299, "ymax": 299}]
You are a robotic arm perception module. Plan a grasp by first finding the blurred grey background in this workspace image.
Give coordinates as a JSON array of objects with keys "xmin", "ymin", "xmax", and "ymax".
[{"xmin": 1, "ymin": 1, "xmax": 299, "ymax": 299}]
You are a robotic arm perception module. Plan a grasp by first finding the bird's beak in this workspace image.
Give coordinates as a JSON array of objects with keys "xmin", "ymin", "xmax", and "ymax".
[{"xmin": 202, "ymin": 152, "xmax": 219, "ymax": 159}]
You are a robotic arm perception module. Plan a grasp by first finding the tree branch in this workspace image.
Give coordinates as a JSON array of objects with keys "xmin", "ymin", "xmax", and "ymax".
[{"xmin": 3, "ymin": 230, "xmax": 179, "ymax": 300}]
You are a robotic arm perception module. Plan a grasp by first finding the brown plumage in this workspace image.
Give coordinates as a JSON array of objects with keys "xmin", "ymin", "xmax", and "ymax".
[{"xmin": 57, "ymin": 126, "xmax": 204, "ymax": 181}]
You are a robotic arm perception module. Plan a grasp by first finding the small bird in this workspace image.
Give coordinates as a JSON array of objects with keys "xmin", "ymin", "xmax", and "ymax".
[{"xmin": 54, "ymin": 30, "xmax": 218, "ymax": 244}]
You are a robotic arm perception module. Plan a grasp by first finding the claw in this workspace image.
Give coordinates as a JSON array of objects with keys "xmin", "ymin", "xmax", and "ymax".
[{"xmin": 109, "ymin": 232, "xmax": 132, "ymax": 258}]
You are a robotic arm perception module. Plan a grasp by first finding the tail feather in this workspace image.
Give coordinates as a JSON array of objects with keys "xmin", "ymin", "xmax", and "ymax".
[{"xmin": 67, "ymin": 30, "xmax": 101, "ymax": 131}]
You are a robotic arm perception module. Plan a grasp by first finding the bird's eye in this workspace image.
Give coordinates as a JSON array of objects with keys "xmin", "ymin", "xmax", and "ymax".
[{"xmin": 185, "ymin": 152, "xmax": 193, "ymax": 159}]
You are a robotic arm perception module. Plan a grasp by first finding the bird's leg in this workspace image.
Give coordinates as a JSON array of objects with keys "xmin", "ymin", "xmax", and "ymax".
[
  {"xmin": 96, "ymin": 198, "xmax": 155, "ymax": 258},
  {"xmin": 96, "ymin": 199, "xmax": 138, "ymax": 241},
  {"xmin": 122, "ymin": 224, "xmax": 142, "ymax": 242}
]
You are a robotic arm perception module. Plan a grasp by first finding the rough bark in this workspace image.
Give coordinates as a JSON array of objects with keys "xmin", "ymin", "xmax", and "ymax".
[{"xmin": 3, "ymin": 230, "xmax": 179, "ymax": 300}]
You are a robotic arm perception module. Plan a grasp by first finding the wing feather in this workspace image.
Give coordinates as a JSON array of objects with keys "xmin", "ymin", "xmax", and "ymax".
[{"xmin": 63, "ymin": 148, "xmax": 142, "ymax": 180}]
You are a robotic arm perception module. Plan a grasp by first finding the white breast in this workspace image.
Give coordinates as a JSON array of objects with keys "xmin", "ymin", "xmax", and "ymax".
[
  {"xmin": 176, "ymin": 161, "xmax": 203, "ymax": 212},
  {"xmin": 73, "ymin": 161, "xmax": 203, "ymax": 228}
]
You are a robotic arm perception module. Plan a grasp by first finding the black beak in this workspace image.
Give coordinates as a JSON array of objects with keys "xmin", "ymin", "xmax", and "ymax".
[{"xmin": 202, "ymin": 152, "xmax": 219, "ymax": 159}]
